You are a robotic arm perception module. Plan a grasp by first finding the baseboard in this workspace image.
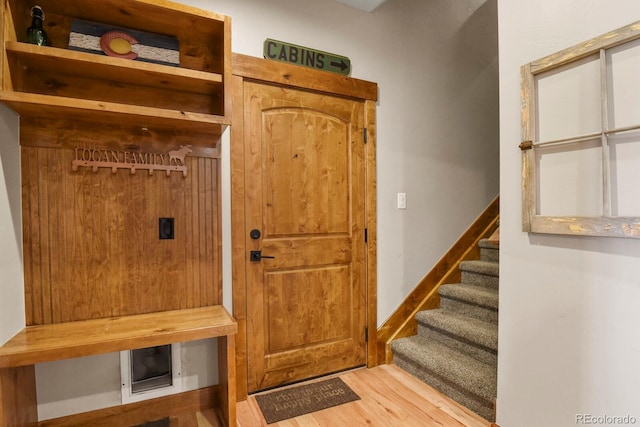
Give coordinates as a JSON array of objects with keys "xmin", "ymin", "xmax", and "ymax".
[
  {"xmin": 375, "ymin": 195, "xmax": 499, "ymax": 364},
  {"xmin": 38, "ymin": 385, "xmax": 220, "ymax": 427}
]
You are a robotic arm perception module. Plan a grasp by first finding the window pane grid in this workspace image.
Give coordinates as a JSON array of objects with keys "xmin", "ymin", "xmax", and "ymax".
[{"xmin": 521, "ymin": 20, "xmax": 640, "ymax": 238}]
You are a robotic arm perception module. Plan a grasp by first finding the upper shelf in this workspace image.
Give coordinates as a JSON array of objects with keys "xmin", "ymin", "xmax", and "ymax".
[
  {"xmin": 1, "ymin": 0, "xmax": 231, "ymax": 138},
  {"xmin": 7, "ymin": 41, "xmax": 223, "ymax": 94},
  {"xmin": 0, "ymin": 90, "xmax": 228, "ymax": 136}
]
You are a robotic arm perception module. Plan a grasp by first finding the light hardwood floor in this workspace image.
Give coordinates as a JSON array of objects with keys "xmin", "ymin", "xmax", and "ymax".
[{"xmin": 170, "ymin": 365, "xmax": 490, "ymax": 426}]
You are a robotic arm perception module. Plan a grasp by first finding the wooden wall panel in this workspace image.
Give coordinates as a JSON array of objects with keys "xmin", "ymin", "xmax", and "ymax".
[{"xmin": 22, "ymin": 146, "xmax": 221, "ymax": 325}]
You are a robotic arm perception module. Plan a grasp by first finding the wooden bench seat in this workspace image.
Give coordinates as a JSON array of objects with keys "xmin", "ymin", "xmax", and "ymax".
[
  {"xmin": 0, "ymin": 306, "xmax": 236, "ymax": 368},
  {"xmin": 0, "ymin": 306, "xmax": 237, "ymax": 427}
]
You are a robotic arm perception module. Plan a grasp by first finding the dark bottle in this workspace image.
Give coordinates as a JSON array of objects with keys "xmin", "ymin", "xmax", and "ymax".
[{"xmin": 26, "ymin": 5, "xmax": 48, "ymax": 46}]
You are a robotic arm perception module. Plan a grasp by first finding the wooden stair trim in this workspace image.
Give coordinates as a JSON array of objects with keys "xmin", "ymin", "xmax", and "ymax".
[
  {"xmin": 0, "ymin": 306, "xmax": 237, "ymax": 368},
  {"xmin": 487, "ymin": 227, "xmax": 500, "ymax": 246},
  {"xmin": 375, "ymin": 196, "xmax": 499, "ymax": 365}
]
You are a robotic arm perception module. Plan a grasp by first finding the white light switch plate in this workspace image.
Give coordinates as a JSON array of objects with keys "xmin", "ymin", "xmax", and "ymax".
[{"xmin": 397, "ymin": 193, "xmax": 407, "ymax": 209}]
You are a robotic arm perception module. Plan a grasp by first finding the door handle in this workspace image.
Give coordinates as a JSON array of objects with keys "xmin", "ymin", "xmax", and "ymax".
[{"xmin": 250, "ymin": 250, "xmax": 275, "ymax": 262}]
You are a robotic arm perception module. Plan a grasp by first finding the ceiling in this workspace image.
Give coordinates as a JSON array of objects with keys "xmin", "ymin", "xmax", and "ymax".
[{"xmin": 334, "ymin": 0, "xmax": 388, "ymax": 12}]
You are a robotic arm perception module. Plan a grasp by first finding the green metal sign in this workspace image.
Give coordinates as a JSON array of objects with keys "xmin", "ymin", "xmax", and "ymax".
[{"xmin": 263, "ymin": 39, "xmax": 351, "ymax": 75}]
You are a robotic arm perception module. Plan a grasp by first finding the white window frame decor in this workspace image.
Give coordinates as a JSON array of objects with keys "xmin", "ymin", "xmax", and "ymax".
[{"xmin": 520, "ymin": 20, "xmax": 640, "ymax": 238}]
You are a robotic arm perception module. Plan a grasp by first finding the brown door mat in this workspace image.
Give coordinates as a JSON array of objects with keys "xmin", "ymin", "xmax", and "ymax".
[
  {"xmin": 255, "ymin": 377, "xmax": 361, "ymax": 424},
  {"xmin": 132, "ymin": 417, "xmax": 170, "ymax": 427}
]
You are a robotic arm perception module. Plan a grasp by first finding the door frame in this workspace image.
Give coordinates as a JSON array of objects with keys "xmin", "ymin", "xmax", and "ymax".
[{"xmin": 230, "ymin": 53, "xmax": 378, "ymax": 400}]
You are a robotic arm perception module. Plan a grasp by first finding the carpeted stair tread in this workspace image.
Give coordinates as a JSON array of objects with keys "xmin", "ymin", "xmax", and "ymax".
[
  {"xmin": 416, "ymin": 310, "xmax": 498, "ymax": 352},
  {"xmin": 459, "ymin": 260, "xmax": 499, "ymax": 277},
  {"xmin": 439, "ymin": 283, "xmax": 498, "ymax": 310},
  {"xmin": 391, "ymin": 234, "xmax": 499, "ymax": 421},
  {"xmin": 478, "ymin": 238, "xmax": 499, "ymax": 250},
  {"xmin": 391, "ymin": 335, "xmax": 497, "ymax": 402}
]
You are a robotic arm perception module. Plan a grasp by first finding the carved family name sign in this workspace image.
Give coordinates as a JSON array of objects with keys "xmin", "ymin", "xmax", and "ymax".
[{"xmin": 72, "ymin": 145, "xmax": 192, "ymax": 177}]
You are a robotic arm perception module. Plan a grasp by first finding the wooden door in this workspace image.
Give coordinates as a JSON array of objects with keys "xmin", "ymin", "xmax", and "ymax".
[{"xmin": 243, "ymin": 81, "xmax": 367, "ymax": 392}]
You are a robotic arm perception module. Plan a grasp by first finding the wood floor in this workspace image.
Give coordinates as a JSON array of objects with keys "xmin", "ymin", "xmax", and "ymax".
[{"xmin": 171, "ymin": 364, "xmax": 490, "ymax": 426}]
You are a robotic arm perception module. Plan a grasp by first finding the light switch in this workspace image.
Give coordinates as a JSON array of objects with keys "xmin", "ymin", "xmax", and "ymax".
[
  {"xmin": 397, "ymin": 193, "xmax": 407, "ymax": 210},
  {"xmin": 159, "ymin": 217, "xmax": 175, "ymax": 239}
]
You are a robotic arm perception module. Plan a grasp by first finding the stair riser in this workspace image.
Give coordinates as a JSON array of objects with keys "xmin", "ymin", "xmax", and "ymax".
[
  {"xmin": 417, "ymin": 324, "xmax": 497, "ymax": 366},
  {"xmin": 393, "ymin": 355, "xmax": 495, "ymax": 422},
  {"xmin": 480, "ymin": 248, "xmax": 499, "ymax": 263},
  {"xmin": 461, "ymin": 271, "xmax": 499, "ymax": 289},
  {"xmin": 439, "ymin": 297, "xmax": 498, "ymax": 323}
]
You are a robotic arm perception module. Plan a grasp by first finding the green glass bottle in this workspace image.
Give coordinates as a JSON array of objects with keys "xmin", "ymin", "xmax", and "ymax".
[{"xmin": 26, "ymin": 5, "xmax": 48, "ymax": 46}]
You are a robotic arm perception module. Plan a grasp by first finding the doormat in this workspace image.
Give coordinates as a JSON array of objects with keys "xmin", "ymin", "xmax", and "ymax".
[
  {"xmin": 132, "ymin": 417, "xmax": 169, "ymax": 427},
  {"xmin": 255, "ymin": 377, "xmax": 361, "ymax": 424}
]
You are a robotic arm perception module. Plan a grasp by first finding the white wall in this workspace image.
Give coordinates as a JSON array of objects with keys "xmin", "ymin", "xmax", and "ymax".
[
  {"xmin": 0, "ymin": 104, "xmax": 24, "ymax": 345},
  {"xmin": 0, "ymin": 0, "xmax": 499, "ymax": 419},
  {"xmin": 497, "ymin": 2, "xmax": 640, "ymax": 426}
]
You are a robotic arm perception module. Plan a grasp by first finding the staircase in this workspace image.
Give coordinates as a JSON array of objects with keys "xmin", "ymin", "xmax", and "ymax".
[{"xmin": 391, "ymin": 237, "xmax": 499, "ymax": 421}]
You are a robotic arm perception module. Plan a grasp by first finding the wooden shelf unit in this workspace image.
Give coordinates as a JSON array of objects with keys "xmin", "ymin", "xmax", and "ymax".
[
  {"xmin": 1, "ymin": 0, "xmax": 231, "ymax": 138},
  {"xmin": 0, "ymin": 0, "xmax": 234, "ymax": 426}
]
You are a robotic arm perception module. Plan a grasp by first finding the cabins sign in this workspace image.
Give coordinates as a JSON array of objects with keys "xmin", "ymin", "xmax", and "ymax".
[
  {"xmin": 72, "ymin": 145, "xmax": 192, "ymax": 177},
  {"xmin": 263, "ymin": 39, "xmax": 351, "ymax": 75}
]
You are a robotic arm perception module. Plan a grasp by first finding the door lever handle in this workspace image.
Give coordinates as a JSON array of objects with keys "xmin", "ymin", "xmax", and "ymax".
[{"xmin": 250, "ymin": 250, "xmax": 275, "ymax": 262}]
